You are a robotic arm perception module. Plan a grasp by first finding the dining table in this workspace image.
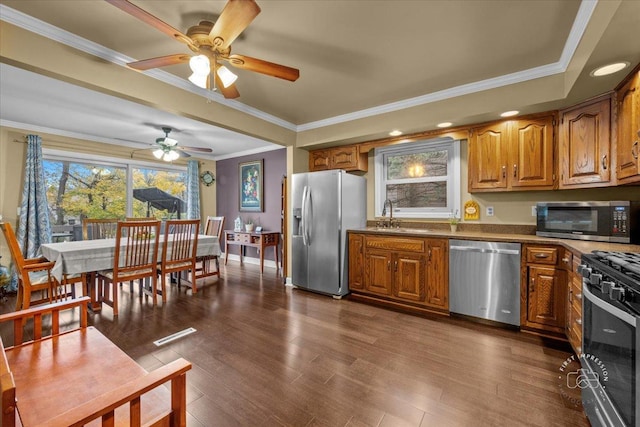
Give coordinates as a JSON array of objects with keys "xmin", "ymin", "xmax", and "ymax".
[{"xmin": 40, "ymin": 234, "xmax": 221, "ymax": 311}]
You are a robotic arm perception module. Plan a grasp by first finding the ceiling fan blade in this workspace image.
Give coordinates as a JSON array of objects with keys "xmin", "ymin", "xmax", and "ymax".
[
  {"xmin": 178, "ymin": 146, "xmax": 214, "ymax": 153},
  {"xmin": 177, "ymin": 150, "xmax": 192, "ymax": 158},
  {"xmin": 214, "ymin": 72, "xmax": 241, "ymax": 99},
  {"xmin": 227, "ymin": 54, "xmax": 299, "ymax": 81},
  {"xmin": 208, "ymin": 0, "xmax": 261, "ymax": 50},
  {"xmin": 127, "ymin": 54, "xmax": 191, "ymax": 71},
  {"xmin": 105, "ymin": 0, "xmax": 197, "ymax": 50}
]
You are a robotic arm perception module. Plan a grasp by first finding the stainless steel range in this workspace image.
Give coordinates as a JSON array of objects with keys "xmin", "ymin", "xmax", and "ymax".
[{"xmin": 578, "ymin": 251, "xmax": 640, "ymax": 427}]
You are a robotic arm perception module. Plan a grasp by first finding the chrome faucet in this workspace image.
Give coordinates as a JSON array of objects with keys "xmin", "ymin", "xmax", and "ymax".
[
  {"xmin": 381, "ymin": 199, "xmax": 394, "ymax": 227},
  {"xmin": 381, "ymin": 199, "xmax": 393, "ymax": 220}
]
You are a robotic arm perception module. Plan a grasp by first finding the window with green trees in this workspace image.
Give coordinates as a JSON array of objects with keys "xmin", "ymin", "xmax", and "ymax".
[{"xmin": 43, "ymin": 152, "xmax": 187, "ymax": 239}]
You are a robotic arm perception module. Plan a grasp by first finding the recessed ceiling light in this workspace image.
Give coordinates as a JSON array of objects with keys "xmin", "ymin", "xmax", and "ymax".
[
  {"xmin": 389, "ymin": 130, "xmax": 403, "ymax": 136},
  {"xmin": 500, "ymin": 110, "xmax": 519, "ymax": 118},
  {"xmin": 590, "ymin": 62, "xmax": 630, "ymax": 77},
  {"xmin": 437, "ymin": 122, "xmax": 453, "ymax": 128}
]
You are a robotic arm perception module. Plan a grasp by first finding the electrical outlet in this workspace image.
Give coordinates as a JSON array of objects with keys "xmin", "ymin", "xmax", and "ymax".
[
  {"xmin": 531, "ymin": 205, "xmax": 537, "ymax": 216},
  {"xmin": 486, "ymin": 206, "xmax": 494, "ymax": 216}
]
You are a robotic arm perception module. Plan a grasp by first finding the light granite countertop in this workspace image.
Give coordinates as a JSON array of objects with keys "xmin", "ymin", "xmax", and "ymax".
[{"xmin": 350, "ymin": 227, "xmax": 640, "ymax": 255}]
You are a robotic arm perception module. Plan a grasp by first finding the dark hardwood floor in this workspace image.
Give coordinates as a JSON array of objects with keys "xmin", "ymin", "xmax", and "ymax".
[{"xmin": 1, "ymin": 262, "xmax": 589, "ymax": 426}]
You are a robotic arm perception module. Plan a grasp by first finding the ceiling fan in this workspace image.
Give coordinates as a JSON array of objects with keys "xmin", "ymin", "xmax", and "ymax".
[
  {"xmin": 150, "ymin": 127, "xmax": 213, "ymax": 162},
  {"xmin": 105, "ymin": 0, "xmax": 300, "ymax": 99}
]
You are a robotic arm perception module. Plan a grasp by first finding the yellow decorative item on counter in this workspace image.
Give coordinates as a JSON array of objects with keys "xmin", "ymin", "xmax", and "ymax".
[{"xmin": 464, "ymin": 200, "xmax": 480, "ymax": 220}]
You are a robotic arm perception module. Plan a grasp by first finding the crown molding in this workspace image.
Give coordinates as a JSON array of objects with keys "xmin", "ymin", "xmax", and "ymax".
[{"xmin": 1, "ymin": 1, "xmax": 598, "ymax": 133}]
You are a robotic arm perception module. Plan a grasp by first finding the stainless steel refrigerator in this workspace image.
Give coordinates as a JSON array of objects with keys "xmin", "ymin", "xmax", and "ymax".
[{"xmin": 292, "ymin": 170, "xmax": 366, "ymax": 297}]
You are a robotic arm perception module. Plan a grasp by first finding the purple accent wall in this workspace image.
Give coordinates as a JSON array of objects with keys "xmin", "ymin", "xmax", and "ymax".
[{"xmin": 216, "ymin": 148, "xmax": 286, "ymax": 260}]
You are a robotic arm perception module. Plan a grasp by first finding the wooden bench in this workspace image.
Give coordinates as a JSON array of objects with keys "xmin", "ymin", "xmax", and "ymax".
[{"xmin": 0, "ymin": 297, "xmax": 191, "ymax": 426}]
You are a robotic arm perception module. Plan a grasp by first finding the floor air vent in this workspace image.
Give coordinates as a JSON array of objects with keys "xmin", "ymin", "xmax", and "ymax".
[{"xmin": 153, "ymin": 327, "xmax": 197, "ymax": 346}]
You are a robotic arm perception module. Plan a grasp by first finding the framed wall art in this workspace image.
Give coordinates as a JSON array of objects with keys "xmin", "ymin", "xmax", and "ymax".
[{"xmin": 239, "ymin": 159, "xmax": 263, "ymax": 212}]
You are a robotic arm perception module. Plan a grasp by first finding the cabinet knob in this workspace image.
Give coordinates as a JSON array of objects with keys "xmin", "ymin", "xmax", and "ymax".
[
  {"xmin": 633, "ymin": 141, "xmax": 639, "ymax": 160},
  {"xmin": 394, "ymin": 261, "xmax": 398, "ymax": 272},
  {"xmin": 387, "ymin": 261, "xmax": 391, "ymax": 270},
  {"xmin": 513, "ymin": 164, "xmax": 517, "ymax": 177},
  {"xmin": 531, "ymin": 277, "xmax": 535, "ymax": 292},
  {"xmin": 502, "ymin": 165, "xmax": 506, "ymax": 178},
  {"xmin": 534, "ymin": 253, "xmax": 549, "ymax": 259},
  {"xmin": 602, "ymin": 154, "xmax": 607, "ymax": 170}
]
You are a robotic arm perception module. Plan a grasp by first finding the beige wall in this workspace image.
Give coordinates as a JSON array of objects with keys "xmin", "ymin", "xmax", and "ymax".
[
  {"xmin": 364, "ymin": 138, "xmax": 640, "ymax": 225},
  {"xmin": 0, "ymin": 126, "xmax": 216, "ymax": 259}
]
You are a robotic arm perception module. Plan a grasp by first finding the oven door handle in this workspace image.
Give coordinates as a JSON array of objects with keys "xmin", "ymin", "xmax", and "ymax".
[{"xmin": 583, "ymin": 285, "xmax": 636, "ymax": 327}]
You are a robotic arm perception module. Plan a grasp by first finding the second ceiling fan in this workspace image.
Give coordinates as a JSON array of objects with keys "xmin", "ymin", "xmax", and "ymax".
[{"xmin": 105, "ymin": 0, "xmax": 300, "ymax": 99}]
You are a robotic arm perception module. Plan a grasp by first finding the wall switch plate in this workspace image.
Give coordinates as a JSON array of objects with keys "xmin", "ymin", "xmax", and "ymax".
[
  {"xmin": 486, "ymin": 206, "xmax": 494, "ymax": 216},
  {"xmin": 531, "ymin": 206, "xmax": 537, "ymax": 216}
]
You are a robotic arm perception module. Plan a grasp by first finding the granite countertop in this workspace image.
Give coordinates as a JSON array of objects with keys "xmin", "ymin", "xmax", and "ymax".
[{"xmin": 350, "ymin": 227, "xmax": 640, "ymax": 255}]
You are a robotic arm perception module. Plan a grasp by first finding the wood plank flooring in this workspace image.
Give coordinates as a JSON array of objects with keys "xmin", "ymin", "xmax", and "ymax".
[{"xmin": 1, "ymin": 262, "xmax": 590, "ymax": 426}]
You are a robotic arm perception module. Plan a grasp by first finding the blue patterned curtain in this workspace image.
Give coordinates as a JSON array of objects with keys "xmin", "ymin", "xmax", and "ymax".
[
  {"xmin": 17, "ymin": 135, "xmax": 52, "ymax": 259},
  {"xmin": 186, "ymin": 160, "xmax": 200, "ymax": 220}
]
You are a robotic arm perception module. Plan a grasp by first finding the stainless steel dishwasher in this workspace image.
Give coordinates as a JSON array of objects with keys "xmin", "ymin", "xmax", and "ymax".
[{"xmin": 449, "ymin": 239, "xmax": 521, "ymax": 326}]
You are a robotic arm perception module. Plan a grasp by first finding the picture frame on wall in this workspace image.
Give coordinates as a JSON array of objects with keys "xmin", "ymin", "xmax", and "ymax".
[{"xmin": 239, "ymin": 159, "xmax": 263, "ymax": 212}]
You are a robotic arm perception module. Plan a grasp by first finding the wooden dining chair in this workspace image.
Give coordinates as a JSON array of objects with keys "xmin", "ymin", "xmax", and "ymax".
[
  {"xmin": 195, "ymin": 216, "xmax": 224, "ymax": 280},
  {"xmin": 0, "ymin": 222, "xmax": 81, "ymax": 311},
  {"xmin": 96, "ymin": 220, "xmax": 161, "ymax": 315},
  {"xmin": 82, "ymin": 218, "xmax": 119, "ymax": 240},
  {"xmin": 157, "ymin": 219, "xmax": 200, "ymax": 300}
]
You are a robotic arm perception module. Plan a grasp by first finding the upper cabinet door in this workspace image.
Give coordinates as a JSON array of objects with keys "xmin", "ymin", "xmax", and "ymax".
[
  {"xmin": 510, "ymin": 115, "xmax": 556, "ymax": 189},
  {"xmin": 468, "ymin": 123, "xmax": 509, "ymax": 191},
  {"xmin": 309, "ymin": 150, "xmax": 331, "ymax": 171},
  {"xmin": 559, "ymin": 96, "xmax": 612, "ymax": 188},
  {"xmin": 616, "ymin": 71, "xmax": 640, "ymax": 182}
]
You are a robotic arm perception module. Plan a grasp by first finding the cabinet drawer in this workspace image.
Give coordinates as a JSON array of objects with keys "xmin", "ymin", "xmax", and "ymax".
[
  {"xmin": 238, "ymin": 233, "xmax": 252, "ymax": 243},
  {"xmin": 365, "ymin": 236, "xmax": 425, "ymax": 252},
  {"xmin": 526, "ymin": 247, "xmax": 558, "ymax": 265}
]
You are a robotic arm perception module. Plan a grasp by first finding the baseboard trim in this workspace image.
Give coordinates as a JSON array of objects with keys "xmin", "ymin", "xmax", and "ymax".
[{"xmin": 222, "ymin": 253, "xmax": 278, "ymax": 270}]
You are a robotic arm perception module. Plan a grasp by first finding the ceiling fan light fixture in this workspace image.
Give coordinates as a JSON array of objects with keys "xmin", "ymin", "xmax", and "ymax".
[
  {"xmin": 163, "ymin": 137, "xmax": 178, "ymax": 147},
  {"xmin": 153, "ymin": 148, "xmax": 165, "ymax": 159},
  {"xmin": 188, "ymin": 72, "xmax": 209, "ymax": 89},
  {"xmin": 189, "ymin": 55, "xmax": 210, "ymax": 75},
  {"xmin": 217, "ymin": 66, "xmax": 238, "ymax": 88},
  {"xmin": 163, "ymin": 150, "xmax": 180, "ymax": 162}
]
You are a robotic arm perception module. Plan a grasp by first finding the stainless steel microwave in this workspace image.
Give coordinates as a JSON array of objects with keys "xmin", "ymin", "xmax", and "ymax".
[{"xmin": 536, "ymin": 201, "xmax": 640, "ymax": 243}]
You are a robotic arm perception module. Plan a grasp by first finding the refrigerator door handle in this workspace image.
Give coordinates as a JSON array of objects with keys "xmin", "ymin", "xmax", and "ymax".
[
  {"xmin": 305, "ymin": 189, "xmax": 312, "ymax": 245},
  {"xmin": 301, "ymin": 186, "xmax": 308, "ymax": 246}
]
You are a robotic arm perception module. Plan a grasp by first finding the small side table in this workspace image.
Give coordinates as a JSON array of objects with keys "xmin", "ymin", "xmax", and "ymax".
[{"xmin": 224, "ymin": 230, "xmax": 279, "ymax": 273}]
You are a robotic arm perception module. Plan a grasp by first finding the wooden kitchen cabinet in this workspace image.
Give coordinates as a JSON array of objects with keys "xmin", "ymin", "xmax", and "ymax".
[
  {"xmin": 468, "ymin": 113, "xmax": 556, "ymax": 192},
  {"xmin": 559, "ymin": 95, "xmax": 612, "ymax": 188},
  {"xmin": 364, "ymin": 249, "xmax": 393, "ymax": 296},
  {"xmin": 348, "ymin": 233, "xmax": 364, "ymax": 290},
  {"xmin": 424, "ymin": 239, "xmax": 448, "ymax": 309},
  {"xmin": 348, "ymin": 232, "xmax": 448, "ymax": 314},
  {"xmin": 522, "ymin": 245, "xmax": 567, "ymax": 334},
  {"xmin": 309, "ymin": 145, "xmax": 367, "ymax": 172},
  {"xmin": 616, "ymin": 68, "xmax": 640, "ymax": 183},
  {"xmin": 393, "ymin": 252, "xmax": 426, "ymax": 302}
]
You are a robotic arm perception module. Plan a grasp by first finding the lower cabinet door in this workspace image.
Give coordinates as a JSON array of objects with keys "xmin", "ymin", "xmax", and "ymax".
[
  {"xmin": 425, "ymin": 239, "xmax": 449, "ymax": 310},
  {"xmin": 393, "ymin": 253, "xmax": 425, "ymax": 302},
  {"xmin": 527, "ymin": 266, "xmax": 565, "ymax": 328},
  {"xmin": 365, "ymin": 249, "xmax": 392, "ymax": 296},
  {"xmin": 348, "ymin": 234, "xmax": 365, "ymax": 290}
]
